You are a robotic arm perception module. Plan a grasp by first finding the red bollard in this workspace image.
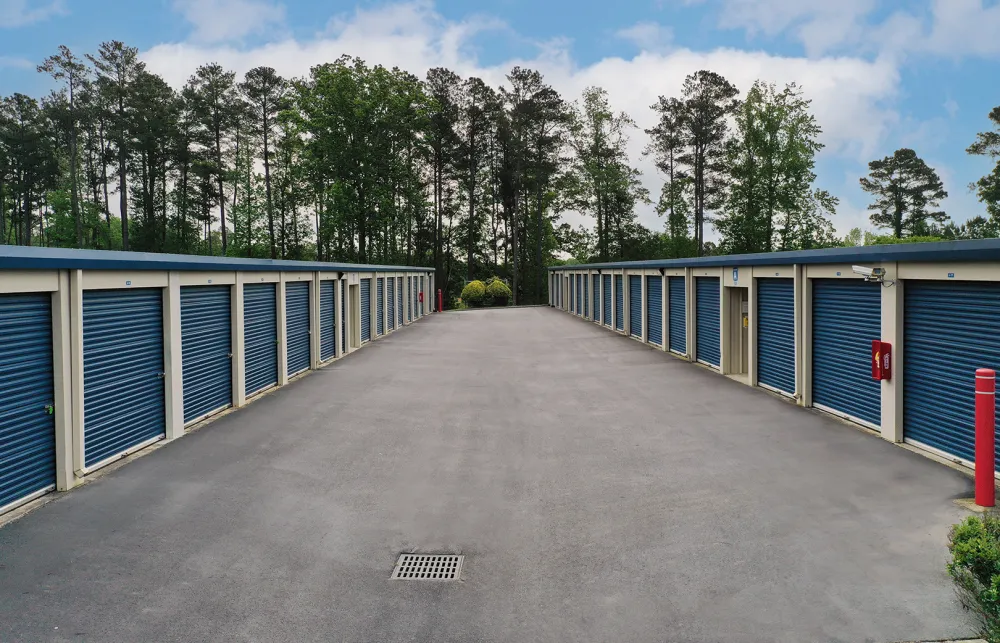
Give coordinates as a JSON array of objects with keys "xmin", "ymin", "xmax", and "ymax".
[
  {"xmin": 437, "ymin": 289, "xmax": 443, "ymax": 312},
  {"xmin": 976, "ymin": 368, "xmax": 996, "ymax": 508}
]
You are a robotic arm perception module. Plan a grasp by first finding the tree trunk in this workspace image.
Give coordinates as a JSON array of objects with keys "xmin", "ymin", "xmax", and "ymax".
[
  {"xmin": 215, "ymin": 117, "xmax": 227, "ymax": 254},
  {"xmin": 262, "ymin": 115, "xmax": 276, "ymax": 259}
]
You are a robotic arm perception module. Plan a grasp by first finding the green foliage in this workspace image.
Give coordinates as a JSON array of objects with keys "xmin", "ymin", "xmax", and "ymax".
[
  {"xmin": 948, "ymin": 514, "xmax": 1000, "ymax": 641},
  {"xmin": 968, "ymin": 107, "xmax": 1000, "ymax": 220},
  {"xmin": 486, "ymin": 278, "xmax": 512, "ymax": 301},
  {"xmin": 460, "ymin": 280, "xmax": 487, "ymax": 306},
  {"xmin": 860, "ymin": 148, "xmax": 949, "ymax": 238}
]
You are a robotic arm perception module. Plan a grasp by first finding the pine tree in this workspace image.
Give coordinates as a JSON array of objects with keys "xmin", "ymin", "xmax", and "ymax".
[
  {"xmin": 967, "ymin": 106, "xmax": 1000, "ymax": 222},
  {"xmin": 860, "ymin": 148, "xmax": 949, "ymax": 237}
]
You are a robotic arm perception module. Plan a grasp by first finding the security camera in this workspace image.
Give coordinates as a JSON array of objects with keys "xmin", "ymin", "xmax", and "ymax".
[{"xmin": 852, "ymin": 265, "xmax": 885, "ymax": 282}]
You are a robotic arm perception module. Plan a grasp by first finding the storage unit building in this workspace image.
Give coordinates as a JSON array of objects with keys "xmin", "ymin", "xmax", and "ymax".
[{"xmin": 320, "ymin": 280, "xmax": 336, "ymax": 362}]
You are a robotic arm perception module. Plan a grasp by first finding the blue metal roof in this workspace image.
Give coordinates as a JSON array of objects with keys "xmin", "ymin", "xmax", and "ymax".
[
  {"xmin": 0, "ymin": 245, "xmax": 430, "ymax": 273},
  {"xmin": 549, "ymin": 239, "xmax": 1000, "ymax": 271}
]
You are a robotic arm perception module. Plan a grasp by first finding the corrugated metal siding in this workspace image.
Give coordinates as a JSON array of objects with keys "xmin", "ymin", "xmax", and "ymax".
[
  {"xmin": 584, "ymin": 275, "xmax": 589, "ymax": 318},
  {"xmin": 615, "ymin": 275, "xmax": 624, "ymax": 331},
  {"xmin": 695, "ymin": 277, "xmax": 720, "ymax": 367},
  {"xmin": 83, "ymin": 288, "xmax": 165, "ymax": 468},
  {"xmin": 340, "ymin": 281, "xmax": 346, "ymax": 353},
  {"xmin": 320, "ymin": 280, "xmax": 335, "ymax": 361},
  {"xmin": 0, "ymin": 293, "xmax": 55, "ymax": 512},
  {"xmin": 593, "ymin": 275, "xmax": 601, "ymax": 323},
  {"xmin": 811, "ymin": 279, "xmax": 881, "ymax": 427},
  {"xmin": 180, "ymin": 285, "xmax": 232, "ymax": 423},
  {"xmin": 603, "ymin": 275, "xmax": 612, "ymax": 327},
  {"xmin": 420, "ymin": 276, "xmax": 425, "ymax": 315},
  {"xmin": 244, "ymin": 283, "xmax": 278, "ymax": 396},
  {"xmin": 407, "ymin": 277, "xmax": 413, "ymax": 322},
  {"xmin": 629, "ymin": 275, "xmax": 642, "ymax": 338},
  {"xmin": 376, "ymin": 277, "xmax": 385, "ymax": 336},
  {"xmin": 756, "ymin": 278, "xmax": 795, "ymax": 396},
  {"xmin": 669, "ymin": 277, "xmax": 686, "ymax": 354},
  {"xmin": 361, "ymin": 278, "xmax": 371, "ymax": 343},
  {"xmin": 576, "ymin": 275, "xmax": 582, "ymax": 315},
  {"xmin": 904, "ymin": 281, "xmax": 1000, "ymax": 466},
  {"xmin": 387, "ymin": 277, "xmax": 396, "ymax": 330},
  {"xmin": 647, "ymin": 276, "xmax": 663, "ymax": 346},
  {"xmin": 285, "ymin": 281, "xmax": 310, "ymax": 376}
]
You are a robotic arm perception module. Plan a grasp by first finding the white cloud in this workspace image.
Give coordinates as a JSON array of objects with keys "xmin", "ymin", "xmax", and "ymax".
[
  {"xmin": 0, "ymin": 0, "xmax": 65, "ymax": 27},
  {"xmin": 0, "ymin": 55, "xmax": 33, "ymax": 69},
  {"xmin": 143, "ymin": 1, "xmax": 902, "ymax": 237},
  {"xmin": 923, "ymin": 0, "xmax": 1000, "ymax": 57},
  {"xmin": 944, "ymin": 99, "xmax": 959, "ymax": 119},
  {"xmin": 172, "ymin": 0, "xmax": 286, "ymax": 43},
  {"xmin": 616, "ymin": 21, "xmax": 674, "ymax": 53}
]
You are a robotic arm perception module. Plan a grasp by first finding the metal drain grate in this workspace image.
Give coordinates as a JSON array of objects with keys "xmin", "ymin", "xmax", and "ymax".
[{"xmin": 391, "ymin": 554, "xmax": 464, "ymax": 581}]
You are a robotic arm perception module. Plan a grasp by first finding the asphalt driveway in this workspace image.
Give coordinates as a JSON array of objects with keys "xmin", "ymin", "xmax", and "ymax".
[{"xmin": 0, "ymin": 307, "xmax": 976, "ymax": 642}]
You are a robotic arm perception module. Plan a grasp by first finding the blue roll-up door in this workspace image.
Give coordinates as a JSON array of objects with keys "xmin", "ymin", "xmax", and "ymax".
[
  {"xmin": 593, "ymin": 275, "xmax": 601, "ymax": 323},
  {"xmin": 407, "ymin": 277, "xmax": 413, "ymax": 322},
  {"xmin": 669, "ymin": 276, "xmax": 686, "ymax": 354},
  {"xmin": 696, "ymin": 277, "xmax": 720, "ymax": 367},
  {"xmin": 420, "ymin": 277, "xmax": 425, "ymax": 315},
  {"xmin": 387, "ymin": 278, "xmax": 396, "ymax": 331},
  {"xmin": 285, "ymin": 281, "xmax": 310, "ymax": 376},
  {"xmin": 180, "ymin": 285, "xmax": 232, "ymax": 424},
  {"xmin": 361, "ymin": 278, "xmax": 371, "ymax": 343},
  {"xmin": 629, "ymin": 275, "xmax": 642, "ymax": 338},
  {"xmin": 576, "ymin": 275, "xmax": 582, "ymax": 315},
  {"xmin": 756, "ymin": 278, "xmax": 795, "ymax": 396},
  {"xmin": 0, "ymin": 293, "xmax": 55, "ymax": 513},
  {"xmin": 583, "ymin": 275, "xmax": 590, "ymax": 319},
  {"xmin": 83, "ymin": 289, "xmax": 164, "ymax": 468},
  {"xmin": 245, "ymin": 283, "xmax": 278, "ymax": 397},
  {"xmin": 321, "ymin": 281, "xmax": 335, "ymax": 361},
  {"xmin": 615, "ymin": 275, "xmax": 624, "ymax": 331},
  {"xmin": 904, "ymin": 281, "xmax": 1000, "ymax": 466},
  {"xmin": 340, "ymin": 281, "xmax": 347, "ymax": 353},
  {"xmin": 376, "ymin": 278, "xmax": 385, "ymax": 336},
  {"xmin": 812, "ymin": 279, "xmax": 881, "ymax": 427},
  {"xmin": 397, "ymin": 277, "xmax": 404, "ymax": 326},
  {"xmin": 647, "ymin": 277, "xmax": 663, "ymax": 347},
  {"xmin": 603, "ymin": 275, "xmax": 612, "ymax": 327}
]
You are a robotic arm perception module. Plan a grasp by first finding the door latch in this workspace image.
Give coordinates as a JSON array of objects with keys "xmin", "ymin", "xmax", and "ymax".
[{"xmin": 44, "ymin": 404, "xmax": 54, "ymax": 415}]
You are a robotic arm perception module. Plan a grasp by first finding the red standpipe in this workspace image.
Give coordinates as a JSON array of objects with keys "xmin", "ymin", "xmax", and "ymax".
[
  {"xmin": 976, "ymin": 368, "xmax": 996, "ymax": 507},
  {"xmin": 437, "ymin": 289, "xmax": 443, "ymax": 312}
]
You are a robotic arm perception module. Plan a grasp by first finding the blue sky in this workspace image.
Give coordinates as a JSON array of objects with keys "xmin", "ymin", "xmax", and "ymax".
[{"xmin": 2, "ymin": 0, "xmax": 999, "ymax": 238}]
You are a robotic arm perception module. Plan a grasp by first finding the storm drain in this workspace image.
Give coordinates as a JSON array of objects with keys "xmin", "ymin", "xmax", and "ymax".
[{"xmin": 391, "ymin": 554, "xmax": 464, "ymax": 581}]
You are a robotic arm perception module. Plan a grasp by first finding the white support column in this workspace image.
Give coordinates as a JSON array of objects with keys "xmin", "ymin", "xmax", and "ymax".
[
  {"xmin": 233, "ymin": 276, "xmax": 246, "ymax": 408},
  {"xmin": 277, "ymin": 275, "xmax": 288, "ymax": 386},
  {"xmin": 52, "ymin": 270, "xmax": 76, "ymax": 491},
  {"xmin": 748, "ymin": 276, "xmax": 758, "ymax": 387},
  {"xmin": 310, "ymin": 273, "xmax": 321, "ymax": 369},
  {"xmin": 799, "ymin": 265, "xmax": 811, "ymax": 407},
  {"xmin": 163, "ymin": 271, "xmax": 184, "ymax": 441},
  {"xmin": 69, "ymin": 269, "xmax": 85, "ymax": 477},
  {"xmin": 881, "ymin": 262, "xmax": 903, "ymax": 442},
  {"xmin": 685, "ymin": 268, "xmax": 695, "ymax": 361},
  {"xmin": 720, "ymin": 278, "xmax": 732, "ymax": 373}
]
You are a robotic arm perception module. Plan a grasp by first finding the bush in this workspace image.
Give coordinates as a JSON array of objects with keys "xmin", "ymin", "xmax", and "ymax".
[
  {"xmin": 948, "ymin": 514, "xmax": 1000, "ymax": 641},
  {"xmin": 486, "ymin": 279, "xmax": 512, "ymax": 305},
  {"xmin": 461, "ymin": 280, "xmax": 487, "ymax": 307}
]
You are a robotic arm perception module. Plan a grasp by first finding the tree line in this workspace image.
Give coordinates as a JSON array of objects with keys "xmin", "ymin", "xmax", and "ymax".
[{"xmin": 2, "ymin": 41, "xmax": 999, "ymax": 303}]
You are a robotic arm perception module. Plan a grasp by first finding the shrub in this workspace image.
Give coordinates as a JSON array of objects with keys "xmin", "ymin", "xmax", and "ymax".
[
  {"xmin": 486, "ymin": 279, "xmax": 512, "ymax": 305},
  {"xmin": 948, "ymin": 514, "xmax": 1000, "ymax": 641},
  {"xmin": 461, "ymin": 280, "xmax": 487, "ymax": 307}
]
